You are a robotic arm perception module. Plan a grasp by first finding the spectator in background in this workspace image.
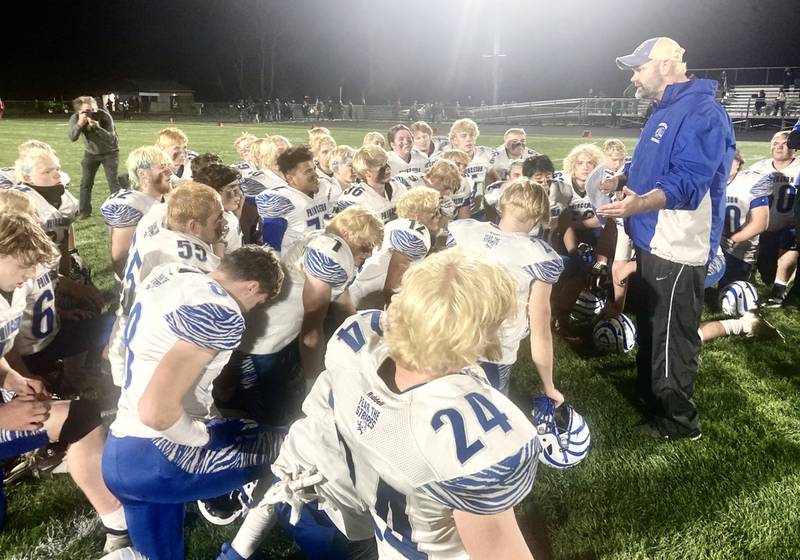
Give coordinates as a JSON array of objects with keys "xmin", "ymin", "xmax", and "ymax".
[
  {"xmin": 68, "ymin": 96, "xmax": 120, "ymax": 218},
  {"xmin": 0, "ymin": 98, "xmax": 5, "ymax": 119},
  {"xmin": 783, "ymin": 67, "xmax": 794, "ymax": 89},
  {"xmin": 774, "ymin": 88, "xmax": 787, "ymax": 116},
  {"xmin": 754, "ymin": 89, "xmax": 766, "ymax": 115}
]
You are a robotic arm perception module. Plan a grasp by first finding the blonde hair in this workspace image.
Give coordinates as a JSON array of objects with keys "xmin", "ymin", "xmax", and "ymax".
[
  {"xmin": 310, "ymin": 134, "xmax": 336, "ymax": 157},
  {"xmin": 155, "ymin": 127, "xmax": 189, "ymax": 149},
  {"xmin": 424, "ymin": 159, "xmax": 461, "ymax": 194},
  {"xmin": 0, "ymin": 190, "xmax": 36, "ymax": 216},
  {"xmin": 385, "ymin": 249, "xmax": 516, "ymax": 376},
  {"xmin": 308, "ymin": 126, "xmax": 331, "ymax": 141},
  {"xmin": 499, "ymin": 179, "xmax": 550, "ymax": 228},
  {"xmin": 352, "ymin": 145, "xmax": 388, "ymax": 179},
  {"xmin": 325, "ymin": 206, "xmax": 384, "ymax": 249},
  {"xmin": 362, "ymin": 131, "xmax": 386, "ymax": 148},
  {"xmin": 18, "ymin": 140, "xmax": 54, "ymax": 156},
  {"xmin": 773, "ymin": 130, "xmax": 792, "ymax": 143},
  {"xmin": 15, "ymin": 148, "xmax": 58, "ymax": 184},
  {"xmin": 234, "ymin": 132, "xmax": 258, "ymax": 153},
  {"xmin": 251, "ymin": 136, "xmax": 291, "ymax": 172},
  {"xmin": 166, "ymin": 182, "xmax": 222, "ymax": 230},
  {"xmin": 72, "ymin": 96, "xmax": 97, "ymax": 111},
  {"xmin": 503, "ymin": 128, "xmax": 526, "ymax": 140},
  {"xmin": 409, "ymin": 121, "xmax": 433, "ymax": 136},
  {"xmin": 602, "ymin": 138, "xmax": 627, "ymax": 157},
  {"xmin": 330, "ymin": 145, "xmax": 355, "ymax": 170},
  {"xmin": 126, "ymin": 146, "xmax": 171, "ymax": 189},
  {"xmin": 448, "ymin": 118, "xmax": 479, "ymax": 144},
  {"xmin": 563, "ymin": 143, "xmax": 604, "ymax": 178},
  {"xmin": 0, "ymin": 211, "xmax": 59, "ymax": 268},
  {"xmin": 396, "ymin": 186, "xmax": 440, "ymax": 221},
  {"xmin": 439, "ymin": 149, "xmax": 470, "ymax": 168}
]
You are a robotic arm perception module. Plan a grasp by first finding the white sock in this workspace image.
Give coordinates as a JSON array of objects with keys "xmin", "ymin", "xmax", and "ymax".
[
  {"xmin": 100, "ymin": 507, "xmax": 128, "ymax": 532},
  {"xmin": 720, "ymin": 318, "xmax": 745, "ymax": 337},
  {"xmin": 230, "ymin": 502, "xmax": 278, "ymax": 558}
]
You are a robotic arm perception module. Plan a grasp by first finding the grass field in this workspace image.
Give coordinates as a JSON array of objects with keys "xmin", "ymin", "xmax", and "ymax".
[{"xmin": 0, "ymin": 118, "xmax": 798, "ymax": 560}]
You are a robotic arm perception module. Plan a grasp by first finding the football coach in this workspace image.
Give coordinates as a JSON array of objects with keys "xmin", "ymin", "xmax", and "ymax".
[{"xmin": 598, "ymin": 37, "xmax": 735, "ymax": 440}]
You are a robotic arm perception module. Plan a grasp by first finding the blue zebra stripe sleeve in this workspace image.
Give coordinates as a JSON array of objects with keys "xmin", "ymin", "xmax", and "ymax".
[
  {"xmin": 304, "ymin": 247, "xmax": 348, "ymax": 288},
  {"xmin": 255, "ymin": 192, "xmax": 296, "ymax": 218},
  {"xmin": 421, "ymin": 439, "xmax": 539, "ymax": 514},
  {"xmin": 390, "ymin": 229, "xmax": 428, "ymax": 260},
  {"xmin": 445, "ymin": 231, "xmax": 457, "ymax": 248},
  {"xmin": 165, "ymin": 303, "xmax": 244, "ymax": 351},
  {"xmin": 524, "ymin": 257, "xmax": 564, "ymax": 284},
  {"xmin": 101, "ymin": 203, "xmax": 144, "ymax": 228}
]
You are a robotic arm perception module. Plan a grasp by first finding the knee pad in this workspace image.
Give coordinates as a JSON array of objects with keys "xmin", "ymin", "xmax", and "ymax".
[{"xmin": 59, "ymin": 399, "xmax": 102, "ymax": 445}]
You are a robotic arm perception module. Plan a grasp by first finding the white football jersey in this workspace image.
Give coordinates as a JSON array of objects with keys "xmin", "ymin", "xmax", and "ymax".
[
  {"xmin": 15, "ymin": 264, "xmax": 60, "ymax": 356},
  {"xmin": 255, "ymin": 183, "xmax": 330, "ymax": 253},
  {"xmin": 555, "ymin": 173, "xmax": 596, "ymax": 222},
  {"xmin": 100, "ymin": 190, "xmax": 160, "ymax": 229},
  {"xmin": 108, "ymin": 221, "xmax": 220, "ymax": 386},
  {"xmin": 492, "ymin": 145, "xmax": 539, "ymax": 181},
  {"xmin": 747, "ymin": 158, "xmax": 800, "ymax": 232},
  {"xmin": 239, "ymin": 232, "xmax": 356, "ymax": 356},
  {"xmin": 336, "ymin": 181, "xmax": 408, "ymax": 224},
  {"xmin": 110, "ymin": 263, "xmax": 245, "ymax": 439},
  {"xmin": 391, "ymin": 172, "xmax": 470, "ymax": 218},
  {"xmin": 221, "ymin": 211, "xmax": 242, "ymax": 254},
  {"xmin": 317, "ymin": 170, "xmax": 343, "ymax": 217},
  {"xmin": 242, "ymin": 169, "xmax": 286, "ymax": 196},
  {"xmin": 0, "ymin": 284, "xmax": 29, "ymax": 358},
  {"xmin": 350, "ymin": 219, "xmax": 432, "ymax": 310},
  {"xmin": 231, "ymin": 161, "xmax": 256, "ymax": 176},
  {"xmin": 387, "ymin": 149, "xmax": 428, "ymax": 177},
  {"xmin": 0, "ymin": 167, "xmax": 15, "ymax": 189},
  {"xmin": 10, "ymin": 185, "xmax": 78, "ymax": 245},
  {"xmin": 463, "ymin": 146, "xmax": 499, "ymax": 215},
  {"xmin": 270, "ymin": 358, "xmax": 374, "ymax": 541},
  {"xmin": 447, "ymin": 220, "xmax": 563, "ymax": 365},
  {"xmin": 723, "ymin": 169, "xmax": 772, "ymax": 263},
  {"xmin": 321, "ymin": 312, "xmax": 540, "ymax": 559}
]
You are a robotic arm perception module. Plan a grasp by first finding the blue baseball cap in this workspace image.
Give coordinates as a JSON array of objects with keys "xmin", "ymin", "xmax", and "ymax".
[{"xmin": 616, "ymin": 37, "xmax": 685, "ymax": 70}]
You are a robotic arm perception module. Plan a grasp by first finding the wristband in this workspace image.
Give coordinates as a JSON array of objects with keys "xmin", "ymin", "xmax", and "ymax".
[{"xmin": 160, "ymin": 411, "xmax": 210, "ymax": 447}]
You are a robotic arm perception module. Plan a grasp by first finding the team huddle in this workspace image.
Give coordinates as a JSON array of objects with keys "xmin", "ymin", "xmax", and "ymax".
[{"xmin": 0, "ymin": 103, "xmax": 798, "ymax": 560}]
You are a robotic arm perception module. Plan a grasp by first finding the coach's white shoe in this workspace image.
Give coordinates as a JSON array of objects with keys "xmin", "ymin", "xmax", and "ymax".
[{"xmin": 97, "ymin": 545, "xmax": 145, "ymax": 560}]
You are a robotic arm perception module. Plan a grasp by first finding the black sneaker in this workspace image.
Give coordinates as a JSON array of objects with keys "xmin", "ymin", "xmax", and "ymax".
[
  {"xmin": 638, "ymin": 422, "xmax": 702, "ymax": 441},
  {"xmin": 197, "ymin": 491, "xmax": 245, "ymax": 526}
]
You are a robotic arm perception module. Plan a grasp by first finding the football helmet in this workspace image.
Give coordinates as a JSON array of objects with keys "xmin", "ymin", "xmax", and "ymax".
[
  {"xmin": 570, "ymin": 289, "xmax": 605, "ymax": 325},
  {"xmin": 720, "ymin": 280, "xmax": 758, "ymax": 316},
  {"xmin": 593, "ymin": 314, "xmax": 637, "ymax": 353},
  {"xmin": 531, "ymin": 395, "xmax": 591, "ymax": 469}
]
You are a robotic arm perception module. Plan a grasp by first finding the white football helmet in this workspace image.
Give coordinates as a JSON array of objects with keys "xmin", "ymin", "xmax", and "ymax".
[
  {"xmin": 570, "ymin": 289, "xmax": 605, "ymax": 325},
  {"xmin": 531, "ymin": 395, "xmax": 591, "ymax": 469},
  {"xmin": 720, "ymin": 281, "xmax": 758, "ymax": 316},
  {"xmin": 593, "ymin": 314, "xmax": 637, "ymax": 353}
]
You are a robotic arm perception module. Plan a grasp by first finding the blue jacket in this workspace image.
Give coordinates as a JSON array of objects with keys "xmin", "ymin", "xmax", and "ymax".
[{"xmin": 626, "ymin": 79, "xmax": 735, "ymax": 266}]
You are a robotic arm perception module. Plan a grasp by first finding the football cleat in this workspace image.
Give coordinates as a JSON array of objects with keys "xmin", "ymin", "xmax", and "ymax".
[
  {"xmin": 592, "ymin": 314, "xmax": 637, "ymax": 353},
  {"xmin": 197, "ymin": 481, "xmax": 257, "ymax": 526},
  {"xmin": 719, "ymin": 280, "xmax": 758, "ymax": 316},
  {"xmin": 531, "ymin": 395, "xmax": 591, "ymax": 469}
]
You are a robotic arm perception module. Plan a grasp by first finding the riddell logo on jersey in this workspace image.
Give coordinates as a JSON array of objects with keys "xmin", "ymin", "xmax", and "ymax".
[{"xmin": 650, "ymin": 122, "xmax": 668, "ymax": 144}]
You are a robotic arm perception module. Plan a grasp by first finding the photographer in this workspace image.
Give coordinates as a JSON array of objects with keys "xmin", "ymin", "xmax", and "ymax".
[{"xmin": 68, "ymin": 96, "xmax": 120, "ymax": 218}]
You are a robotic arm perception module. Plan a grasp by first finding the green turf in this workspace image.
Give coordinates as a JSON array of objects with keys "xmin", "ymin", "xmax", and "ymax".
[{"xmin": 0, "ymin": 118, "xmax": 798, "ymax": 560}]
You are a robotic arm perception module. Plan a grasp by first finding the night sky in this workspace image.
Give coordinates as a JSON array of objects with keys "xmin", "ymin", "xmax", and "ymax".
[{"xmin": 2, "ymin": 0, "xmax": 798, "ymax": 104}]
